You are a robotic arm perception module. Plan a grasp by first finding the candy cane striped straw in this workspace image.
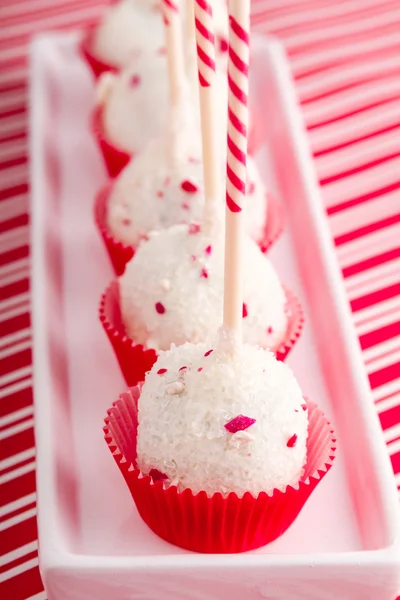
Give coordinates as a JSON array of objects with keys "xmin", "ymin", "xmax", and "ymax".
[
  {"xmin": 162, "ymin": 0, "xmax": 185, "ymax": 104},
  {"xmin": 194, "ymin": 0, "xmax": 221, "ymax": 225},
  {"xmin": 223, "ymin": 0, "xmax": 250, "ymax": 342}
]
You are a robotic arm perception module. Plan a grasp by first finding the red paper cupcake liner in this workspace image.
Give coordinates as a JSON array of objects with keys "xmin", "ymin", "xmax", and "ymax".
[
  {"xmin": 99, "ymin": 280, "xmax": 158, "ymax": 386},
  {"xmin": 104, "ymin": 388, "xmax": 336, "ymax": 553},
  {"xmin": 79, "ymin": 26, "xmax": 118, "ymax": 80},
  {"xmin": 275, "ymin": 287, "xmax": 304, "ymax": 362},
  {"xmin": 99, "ymin": 281, "xmax": 303, "ymax": 386},
  {"xmin": 94, "ymin": 183, "xmax": 135, "ymax": 276},
  {"xmin": 92, "ymin": 106, "xmax": 131, "ymax": 178}
]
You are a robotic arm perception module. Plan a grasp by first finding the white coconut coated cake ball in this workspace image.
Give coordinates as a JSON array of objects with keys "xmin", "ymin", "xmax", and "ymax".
[
  {"xmin": 119, "ymin": 223, "xmax": 287, "ymax": 350},
  {"xmin": 106, "ymin": 125, "xmax": 267, "ymax": 246},
  {"xmin": 96, "ymin": 49, "xmax": 169, "ymax": 155},
  {"xmin": 136, "ymin": 340, "xmax": 308, "ymax": 497},
  {"xmin": 91, "ymin": 0, "xmax": 163, "ymax": 69}
]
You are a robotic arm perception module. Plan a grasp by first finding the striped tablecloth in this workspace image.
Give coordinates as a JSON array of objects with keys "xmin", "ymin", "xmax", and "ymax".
[{"xmin": 1, "ymin": 1, "xmax": 399, "ymax": 598}]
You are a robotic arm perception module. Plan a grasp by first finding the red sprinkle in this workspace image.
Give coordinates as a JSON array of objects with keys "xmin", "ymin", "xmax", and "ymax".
[
  {"xmin": 205, "ymin": 245, "xmax": 212, "ymax": 255},
  {"xmin": 164, "ymin": 176, "xmax": 171, "ymax": 187},
  {"xmin": 242, "ymin": 303, "xmax": 248, "ymax": 318},
  {"xmin": 155, "ymin": 302, "xmax": 166, "ymax": 314},
  {"xmin": 247, "ymin": 181, "xmax": 255, "ymax": 195},
  {"xmin": 139, "ymin": 233, "xmax": 149, "ymax": 242},
  {"xmin": 182, "ymin": 202, "xmax": 190, "ymax": 210},
  {"xmin": 129, "ymin": 74, "xmax": 141, "ymax": 87},
  {"xmin": 287, "ymin": 434, "xmax": 298, "ymax": 448},
  {"xmin": 188, "ymin": 223, "xmax": 201, "ymax": 235},
  {"xmin": 190, "ymin": 255, "xmax": 197, "ymax": 262},
  {"xmin": 158, "ymin": 46, "xmax": 166, "ymax": 55},
  {"xmin": 149, "ymin": 468, "xmax": 168, "ymax": 482},
  {"xmin": 122, "ymin": 218, "xmax": 131, "ymax": 226},
  {"xmin": 156, "ymin": 190, "xmax": 164, "ymax": 198},
  {"xmin": 197, "ymin": 367, "xmax": 203, "ymax": 372},
  {"xmin": 219, "ymin": 37, "xmax": 228, "ymax": 53},
  {"xmin": 157, "ymin": 368, "xmax": 167, "ymax": 375},
  {"xmin": 179, "ymin": 366, "xmax": 187, "ymax": 372},
  {"xmin": 267, "ymin": 326, "xmax": 273, "ymax": 334},
  {"xmin": 189, "ymin": 156, "xmax": 200, "ymax": 164},
  {"xmin": 181, "ymin": 180, "xmax": 198, "ymax": 193},
  {"xmin": 301, "ymin": 404, "xmax": 307, "ymax": 411},
  {"xmin": 225, "ymin": 414, "xmax": 256, "ymax": 434},
  {"xmin": 201, "ymin": 268, "xmax": 209, "ymax": 279},
  {"xmin": 204, "ymin": 349, "xmax": 213, "ymax": 357}
]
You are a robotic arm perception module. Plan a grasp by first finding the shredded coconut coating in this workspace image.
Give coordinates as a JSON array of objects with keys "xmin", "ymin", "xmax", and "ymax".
[
  {"xmin": 92, "ymin": 0, "xmax": 163, "ymax": 69},
  {"xmin": 136, "ymin": 340, "xmax": 308, "ymax": 497},
  {"xmin": 107, "ymin": 129, "xmax": 267, "ymax": 246},
  {"xmin": 119, "ymin": 224, "xmax": 287, "ymax": 350},
  {"xmin": 96, "ymin": 50, "xmax": 169, "ymax": 155}
]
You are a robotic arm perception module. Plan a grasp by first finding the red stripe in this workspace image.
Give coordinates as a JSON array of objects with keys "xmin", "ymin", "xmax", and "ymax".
[
  {"xmin": 342, "ymin": 247, "xmax": 400, "ymax": 278},
  {"xmin": 350, "ymin": 282, "xmax": 400, "ymax": 313},
  {"xmin": 196, "ymin": 43, "xmax": 215, "ymax": 72},
  {"xmin": 195, "ymin": 0, "xmax": 211, "ymax": 15},
  {"xmin": 0, "ymin": 183, "xmax": 28, "ymax": 202},
  {"xmin": 334, "ymin": 212, "xmax": 400, "ymax": 246},
  {"xmin": 0, "ymin": 469, "xmax": 36, "ymax": 507},
  {"xmin": 228, "ymin": 73, "xmax": 248, "ymax": 106},
  {"xmin": 315, "ymin": 121, "xmax": 400, "ymax": 159},
  {"xmin": 390, "ymin": 448, "xmax": 400, "ymax": 472},
  {"xmin": 360, "ymin": 321, "xmax": 400, "ymax": 351},
  {"xmin": 226, "ymin": 191, "xmax": 242, "ymax": 213},
  {"xmin": 195, "ymin": 17, "xmax": 214, "ymax": 43},
  {"xmin": 370, "ymin": 362, "xmax": 400, "ymax": 390},
  {"xmin": 229, "ymin": 45, "xmax": 249, "ymax": 76},
  {"xmin": 198, "ymin": 72, "xmax": 209, "ymax": 87},
  {"xmin": 0, "ymin": 565, "xmax": 44, "ymax": 600},
  {"xmin": 331, "ymin": 186, "xmax": 400, "ymax": 221},
  {"xmin": 230, "ymin": 15, "xmax": 250, "ymax": 45},
  {"xmin": 0, "ymin": 349, "xmax": 32, "ymax": 378},
  {"xmin": 307, "ymin": 94, "xmax": 400, "ymax": 130},
  {"xmin": 0, "ymin": 549, "xmax": 38, "ymax": 576},
  {"xmin": 0, "ymin": 214, "xmax": 29, "ymax": 235},
  {"xmin": 301, "ymin": 67, "xmax": 400, "ymax": 106},
  {"xmin": 0, "ymin": 246, "xmax": 29, "ymax": 268},
  {"xmin": 227, "ymin": 163, "xmax": 246, "ymax": 194},
  {"xmin": 0, "ymin": 458, "xmax": 35, "ymax": 478},
  {"xmin": 319, "ymin": 152, "xmax": 400, "ymax": 187},
  {"xmin": 0, "ymin": 387, "xmax": 33, "ymax": 419},
  {"xmin": 227, "ymin": 135, "xmax": 246, "ymax": 165},
  {"xmin": 228, "ymin": 106, "xmax": 247, "ymax": 137}
]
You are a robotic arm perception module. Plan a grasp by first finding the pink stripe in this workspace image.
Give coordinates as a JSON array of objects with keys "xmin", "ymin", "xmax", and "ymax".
[
  {"xmin": 195, "ymin": 17, "xmax": 215, "ymax": 44},
  {"xmin": 228, "ymin": 73, "xmax": 248, "ymax": 106},
  {"xmin": 227, "ymin": 163, "xmax": 246, "ymax": 194}
]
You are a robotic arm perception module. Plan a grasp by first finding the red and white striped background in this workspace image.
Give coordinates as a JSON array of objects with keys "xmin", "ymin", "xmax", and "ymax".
[{"xmin": 1, "ymin": 0, "xmax": 399, "ymax": 598}]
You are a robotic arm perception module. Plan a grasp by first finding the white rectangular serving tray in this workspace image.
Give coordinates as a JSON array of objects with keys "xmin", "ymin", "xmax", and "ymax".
[{"xmin": 31, "ymin": 33, "xmax": 400, "ymax": 600}]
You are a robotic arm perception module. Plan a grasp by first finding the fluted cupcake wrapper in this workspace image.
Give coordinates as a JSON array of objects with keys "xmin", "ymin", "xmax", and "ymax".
[
  {"xmin": 94, "ymin": 182, "xmax": 284, "ymax": 278},
  {"xmin": 99, "ymin": 281, "xmax": 304, "ymax": 387},
  {"xmin": 94, "ymin": 184, "xmax": 135, "ymax": 276},
  {"xmin": 99, "ymin": 280, "xmax": 157, "ymax": 387},
  {"xmin": 276, "ymin": 287, "xmax": 305, "ymax": 362},
  {"xmin": 79, "ymin": 27, "xmax": 118, "ymax": 80},
  {"xmin": 92, "ymin": 106, "xmax": 131, "ymax": 178},
  {"xmin": 104, "ymin": 388, "xmax": 336, "ymax": 553}
]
